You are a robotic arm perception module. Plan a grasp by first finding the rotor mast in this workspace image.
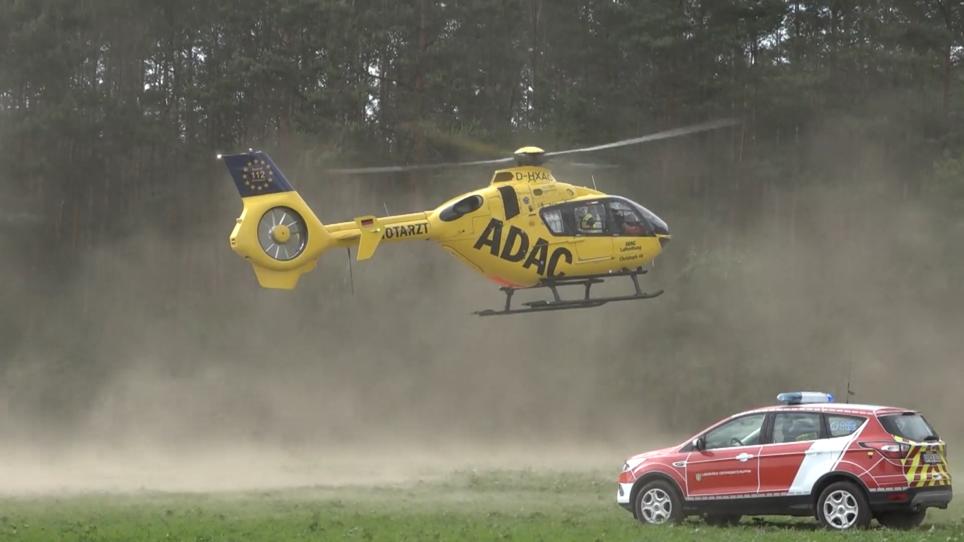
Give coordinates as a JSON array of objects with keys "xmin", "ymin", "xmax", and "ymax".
[{"xmin": 513, "ymin": 146, "xmax": 546, "ymax": 167}]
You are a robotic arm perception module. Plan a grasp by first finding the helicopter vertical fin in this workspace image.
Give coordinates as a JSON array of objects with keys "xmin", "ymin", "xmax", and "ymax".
[
  {"xmin": 220, "ymin": 150, "xmax": 333, "ymax": 289},
  {"xmin": 221, "ymin": 151, "xmax": 295, "ymax": 197}
]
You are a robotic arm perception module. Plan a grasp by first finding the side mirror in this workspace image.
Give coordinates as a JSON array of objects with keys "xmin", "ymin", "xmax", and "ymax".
[{"xmin": 691, "ymin": 437, "xmax": 705, "ymax": 451}]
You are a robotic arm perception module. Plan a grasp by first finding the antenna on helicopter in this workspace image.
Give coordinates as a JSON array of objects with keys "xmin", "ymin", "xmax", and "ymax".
[
  {"xmin": 844, "ymin": 357, "xmax": 857, "ymax": 403},
  {"xmin": 346, "ymin": 248, "xmax": 355, "ymax": 295}
]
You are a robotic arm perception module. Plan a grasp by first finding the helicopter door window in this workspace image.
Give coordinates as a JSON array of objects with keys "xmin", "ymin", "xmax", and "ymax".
[
  {"xmin": 607, "ymin": 200, "xmax": 652, "ymax": 236},
  {"xmin": 574, "ymin": 202, "xmax": 607, "ymax": 235},
  {"xmin": 541, "ymin": 207, "xmax": 565, "ymax": 235}
]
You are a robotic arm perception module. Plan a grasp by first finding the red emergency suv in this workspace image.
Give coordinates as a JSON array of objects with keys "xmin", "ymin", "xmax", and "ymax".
[{"xmin": 617, "ymin": 392, "xmax": 951, "ymax": 529}]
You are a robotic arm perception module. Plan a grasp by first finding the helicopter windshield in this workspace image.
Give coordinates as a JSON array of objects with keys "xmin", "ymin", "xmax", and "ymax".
[{"xmin": 628, "ymin": 199, "xmax": 669, "ymax": 236}]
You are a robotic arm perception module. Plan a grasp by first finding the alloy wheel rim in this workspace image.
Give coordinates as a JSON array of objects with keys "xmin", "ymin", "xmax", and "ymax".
[
  {"xmin": 823, "ymin": 489, "xmax": 859, "ymax": 529},
  {"xmin": 640, "ymin": 488, "xmax": 672, "ymax": 524}
]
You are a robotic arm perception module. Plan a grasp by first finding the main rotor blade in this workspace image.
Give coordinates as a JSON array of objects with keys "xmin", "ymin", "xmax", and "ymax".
[
  {"xmin": 559, "ymin": 161, "xmax": 622, "ymax": 169},
  {"xmin": 326, "ymin": 118, "xmax": 738, "ymax": 175},
  {"xmin": 328, "ymin": 156, "xmax": 513, "ymax": 175},
  {"xmin": 544, "ymin": 118, "xmax": 739, "ymax": 158}
]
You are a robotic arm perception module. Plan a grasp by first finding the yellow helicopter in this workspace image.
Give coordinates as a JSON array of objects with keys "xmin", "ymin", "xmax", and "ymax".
[{"xmin": 220, "ymin": 119, "xmax": 735, "ymax": 315}]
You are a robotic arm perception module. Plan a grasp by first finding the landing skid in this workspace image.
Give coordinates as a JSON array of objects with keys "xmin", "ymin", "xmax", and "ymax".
[{"xmin": 475, "ymin": 268, "xmax": 663, "ymax": 316}]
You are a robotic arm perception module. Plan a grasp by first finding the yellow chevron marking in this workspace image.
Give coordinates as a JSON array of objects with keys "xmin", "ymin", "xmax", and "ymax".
[
  {"xmin": 906, "ymin": 447, "xmax": 922, "ymax": 485},
  {"xmin": 934, "ymin": 460, "xmax": 951, "ymax": 485},
  {"xmin": 889, "ymin": 438, "xmax": 950, "ymax": 487},
  {"xmin": 918, "ymin": 464, "xmax": 930, "ymax": 488}
]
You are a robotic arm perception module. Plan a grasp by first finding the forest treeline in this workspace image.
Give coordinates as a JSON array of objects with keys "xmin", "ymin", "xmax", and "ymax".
[
  {"xmin": 2, "ymin": 1, "xmax": 962, "ymax": 249},
  {"xmin": 2, "ymin": 1, "xmax": 964, "ymax": 440}
]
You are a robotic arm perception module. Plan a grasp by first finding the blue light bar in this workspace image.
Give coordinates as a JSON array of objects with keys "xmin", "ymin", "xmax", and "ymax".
[{"xmin": 777, "ymin": 392, "xmax": 834, "ymax": 405}]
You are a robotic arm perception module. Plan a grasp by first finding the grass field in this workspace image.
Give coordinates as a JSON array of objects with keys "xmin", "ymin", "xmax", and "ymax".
[{"xmin": 0, "ymin": 469, "xmax": 960, "ymax": 541}]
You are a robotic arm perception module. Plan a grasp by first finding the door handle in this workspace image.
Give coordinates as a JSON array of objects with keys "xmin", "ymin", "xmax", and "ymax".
[{"xmin": 736, "ymin": 452, "xmax": 754, "ymax": 462}]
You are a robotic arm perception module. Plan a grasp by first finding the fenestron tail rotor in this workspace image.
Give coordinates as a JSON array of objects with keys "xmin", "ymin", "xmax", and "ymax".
[
  {"xmin": 326, "ymin": 118, "xmax": 739, "ymax": 175},
  {"xmin": 257, "ymin": 206, "xmax": 308, "ymax": 261},
  {"xmin": 220, "ymin": 149, "xmax": 337, "ymax": 289}
]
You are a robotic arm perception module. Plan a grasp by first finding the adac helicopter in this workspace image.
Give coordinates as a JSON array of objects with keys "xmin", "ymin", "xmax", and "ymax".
[{"xmin": 219, "ymin": 119, "xmax": 736, "ymax": 315}]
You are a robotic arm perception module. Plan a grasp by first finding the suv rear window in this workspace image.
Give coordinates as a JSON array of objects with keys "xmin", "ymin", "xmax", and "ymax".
[{"xmin": 878, "ymin": 413, "xmax": 939, "ymax": 441}]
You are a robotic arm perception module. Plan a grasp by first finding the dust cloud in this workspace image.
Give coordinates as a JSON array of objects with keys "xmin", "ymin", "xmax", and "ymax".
[{"xmin": 2, "ymin": 133, "xmax": 962, "ymax": 494}]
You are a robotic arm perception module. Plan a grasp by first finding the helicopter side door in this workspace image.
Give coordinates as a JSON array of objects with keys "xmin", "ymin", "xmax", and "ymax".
[
  {"xmin": 570, "ymin": 200, "xmax": 613, "ymax": 262},
  {"xmin": 539, "ymin": 198, "xmax": 656, "ymax": 264},
  {"xmin": 539, "ymin": 201, "xmax": 611, "ymax": 262}
]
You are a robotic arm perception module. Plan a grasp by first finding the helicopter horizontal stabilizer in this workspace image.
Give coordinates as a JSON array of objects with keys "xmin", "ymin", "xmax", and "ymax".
[{"xmin": 354, "ymin": 215, "xmax": 382, "ymax": 260}]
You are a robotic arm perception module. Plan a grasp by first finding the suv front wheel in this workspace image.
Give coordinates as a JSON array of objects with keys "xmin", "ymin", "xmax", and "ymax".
[
  {"xmin": 634, "ymin": 480, "xmax": 684, "ymax": 525},
  {"xmin": 816, "ymin": 481, "xmax": 871, "ymax": 530}
]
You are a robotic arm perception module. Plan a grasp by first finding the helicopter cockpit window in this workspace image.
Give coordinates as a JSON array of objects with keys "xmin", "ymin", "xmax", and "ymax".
[
  {"xmin": 439, "ymin": 195, "xmax": 483, "ymax": 222},
  {"xmin": 608, "ymin": 200, "xmax": 652, "ymax": 236},
  {"xmin": 574, "ymin": 202, "xmax": 607, "ymax": 235},
  {"xmin": 541, "ymin": 207, "xmax": 566, "ymax": 234}
]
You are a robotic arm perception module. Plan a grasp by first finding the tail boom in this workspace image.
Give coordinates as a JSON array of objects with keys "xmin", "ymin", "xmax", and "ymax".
[
  {"xmin": 326, "ymin": 212, "xmax": 433, "ymax": 260},
  {"xmin": 222, "ymin": 150, "xmax": 434, "ymax": 289}
]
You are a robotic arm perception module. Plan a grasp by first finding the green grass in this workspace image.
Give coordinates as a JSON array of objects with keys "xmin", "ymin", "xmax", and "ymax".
[{"xmin": 0, "ymin": 470, "xmax": 960, "ymax": 541}]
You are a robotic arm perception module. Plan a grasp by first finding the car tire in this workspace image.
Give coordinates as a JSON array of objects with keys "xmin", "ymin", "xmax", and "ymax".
[
  {"xmin": 816, "ymin": 481, "xmax": 871, "ymax": 530},
  {"xmin": 876, "ymin": 510, "xmax": 926, "ymax": 530},
  {"xmin": 703, "ymin": 513, "xmax": 741, "ymax": 527},
  {"xmin": 634, "ymin": 480, "xmax": 684, "ymax": 525}
]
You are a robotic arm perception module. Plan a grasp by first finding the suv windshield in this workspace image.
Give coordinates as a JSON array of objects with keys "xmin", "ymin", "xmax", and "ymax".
[
  {"xmin": 703, "ymin": 414, "xmax": 765, "ymax": 449},
  {"xmin": 879, "ymin": 413, "xmax": 939, "ymax": 441}
]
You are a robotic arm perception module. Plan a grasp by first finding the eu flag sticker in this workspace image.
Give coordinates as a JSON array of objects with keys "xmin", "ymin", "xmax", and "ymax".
[
  {"xmin": 242, "ymin": 158, "xmax": 275, "ymax": 192},
  {"xmin": 221, "ymin": 151, "xmax": 295, "ymax": 197}
]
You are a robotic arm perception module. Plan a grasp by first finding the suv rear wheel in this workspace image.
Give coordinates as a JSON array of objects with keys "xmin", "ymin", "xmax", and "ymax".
[
  {"xmin": 816, "ymin": 481, "xmax": 871, "ymax": 530},
  {"xmin": 634, "ymin": 480, "xmax": 684, "ymax": 525}
]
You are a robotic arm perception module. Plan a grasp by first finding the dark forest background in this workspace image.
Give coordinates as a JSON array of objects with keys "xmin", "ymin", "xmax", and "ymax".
[{"xmin": 2, "ymin": 1, "xmax": 963, "ymax": 450}]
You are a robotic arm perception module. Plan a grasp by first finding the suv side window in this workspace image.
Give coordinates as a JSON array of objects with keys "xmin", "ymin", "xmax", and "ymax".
[
  {"xmin": 703, "ymin": 414, "xmax": 766, "ymax": 450},
  {"xmin": 772, "ymin": 412, "xmax": 822, "ymax": 443},
  {"xmin": 826, "ymin": 415, "xmax": 865, "ymax": 437}
]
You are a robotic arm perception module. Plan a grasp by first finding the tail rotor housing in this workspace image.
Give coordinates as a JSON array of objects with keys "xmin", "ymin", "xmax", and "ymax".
[{"xmin": 221, "ymin": 150, "xmax": 332, "ymax": 288}]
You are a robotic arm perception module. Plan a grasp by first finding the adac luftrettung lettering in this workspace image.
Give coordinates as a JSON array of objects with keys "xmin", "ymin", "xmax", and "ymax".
[{"xmin": 473, "ymin": 218, "xmax": 572, "ymax": 277}]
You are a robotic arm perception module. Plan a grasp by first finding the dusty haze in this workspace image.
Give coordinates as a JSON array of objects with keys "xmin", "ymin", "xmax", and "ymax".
[{"xmin": 2, "ymin": 132, "xmax": 963, "ymax": 494}]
